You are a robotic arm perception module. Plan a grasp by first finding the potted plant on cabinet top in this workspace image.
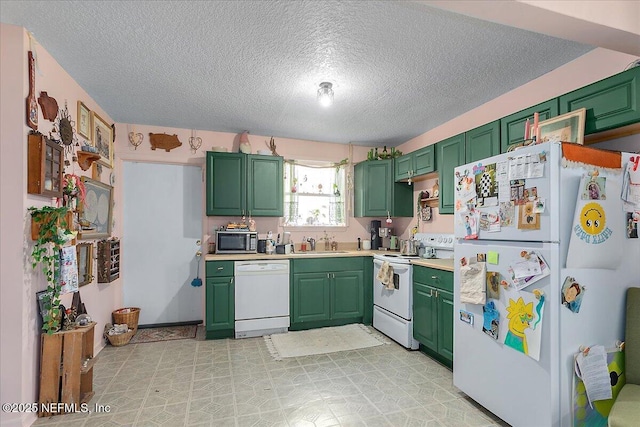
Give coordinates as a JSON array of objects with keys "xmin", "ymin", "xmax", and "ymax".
[{"xmin": 29, "ymin": 205, "xmax": 76, "ymax": 334}]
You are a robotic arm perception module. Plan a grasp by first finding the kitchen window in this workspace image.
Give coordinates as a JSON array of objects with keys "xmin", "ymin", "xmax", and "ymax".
[{"xmin": 283, "ymin": 160, "xmax": 347, "ymax": 227}]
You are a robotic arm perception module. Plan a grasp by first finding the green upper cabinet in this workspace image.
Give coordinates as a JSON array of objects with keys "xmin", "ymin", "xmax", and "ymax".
[
  {"xmin": 394, "ymin": 145, "xmax": 435, "ymax": 182},
  {"xmin": 206, "ymin": 152, "xmax": 245, "ymax": 216},
  {"xmin": 206, "ymin": 152, "xmax": 283, "ymax": 216},
  {"xmin": 465, "ymin": 121, "xmax": 500, "ymax": 163},
  {"xmin": 559, "ymin": 66, "xmax": 640, "ymax": 135},
  {"xmin": 500, "ymin": 99, "xmax": 559, "ymax": 152},
  {"xmin": 414, "ymin": 145, "xmax": 436, "ymax": 176},
  {"xmin": 436, "ymin": 134, "xmax": 465, "ymax": 215},
  {"xmin": 246, "ymin": 155, "xmax": 283, "ymax": 216},
  {"xmin": 354, "ymin": 159, "xmax": 412, "ymax": 217},
  {"xmin": 394, "ymin": 154, "xmax": 413, "ymax": 182}
]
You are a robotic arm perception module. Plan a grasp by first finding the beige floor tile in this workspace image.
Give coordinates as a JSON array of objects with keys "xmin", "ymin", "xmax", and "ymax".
[{"xmin": 32, "ymin": 327, "xmax": 511, "ymax": 427}]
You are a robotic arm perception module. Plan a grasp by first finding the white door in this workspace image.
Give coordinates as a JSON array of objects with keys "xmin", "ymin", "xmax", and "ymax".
[{"xmin": 123, "ymin": 162, "xmax": 203, "ymax": 325}]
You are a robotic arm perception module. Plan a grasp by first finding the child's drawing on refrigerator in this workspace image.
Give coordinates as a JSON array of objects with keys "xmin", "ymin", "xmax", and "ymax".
[{"xmin": 504, "ymin": 291, "xmax": 545, "ymax": 361}]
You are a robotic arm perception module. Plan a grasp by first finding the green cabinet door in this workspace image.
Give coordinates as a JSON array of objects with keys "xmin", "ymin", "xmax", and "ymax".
[
  {"xmin": 394, "ymin": 154, "xmax": 413, "ymax": 182},
  {"xmin": 413, "ymin": 282, "xmax": 437, "ymax": 351},
  {"xmin": 413, "ymin": 145, "xmax": 435, "ymax": 176},
  {"xmin": 394, "ymin": 146, "xmax": 435, "ymax": 182},
  {"xmin": 205, "ymin": 276, "xmax": 234, "ymax": 332},
  {"xmin": 500, "ymin": 99, "xmax": 559, "ymax": 152},
  {"xmin": 559, "ymin": 66, "xmax": 640, "ymax": 135},
  {"xmin": 436, "ymin": 289, "xmax": 454, "ymax": 362},
  {"xmin": 355, "ymin": 160, "xmax": 412, "ymax": 217},
  {"xmin": 246, "ymin": 155, "xmax": 283, "ymax": 216},
  {"xmin": 364, "ymin": 160, "xmax": 392, "ymax": 217},
  {"xmin": 206, "ymin": 152, "xmax": 245, "ymax": 216},
  {"xmin": 331, "ymin": 271, "xmax": 364, "ymax": 319},
  {"xmin": 292, "ymin": 273, "xmax": 330, "ymax": 323},
  {"xmin": 436, "ymin": 134, "xmax": 465, "ymax": 214},
  {"xmin": 465, "ymin": 121, "xmax": 500, "ymax": 163}
]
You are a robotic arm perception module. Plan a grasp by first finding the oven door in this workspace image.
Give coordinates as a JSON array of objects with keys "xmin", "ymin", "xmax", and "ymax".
[{"xmin": 373, "ymin": 259, "xmax": 412, "ymax": 320}]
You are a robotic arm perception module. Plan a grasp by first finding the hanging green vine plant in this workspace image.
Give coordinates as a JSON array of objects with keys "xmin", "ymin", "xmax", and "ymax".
[{"xmin": 28, "ymin": 206, "xmax": 74, "ymax": 334}]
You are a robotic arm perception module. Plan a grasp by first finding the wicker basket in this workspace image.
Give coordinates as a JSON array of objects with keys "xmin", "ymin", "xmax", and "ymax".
[
  {"xmin": 105, "ymin": 329, "xmax": 135, "ymax": 347},
  {"xmin": 112, "ymin": 307, "xmax": 141, "ymax": 333}
]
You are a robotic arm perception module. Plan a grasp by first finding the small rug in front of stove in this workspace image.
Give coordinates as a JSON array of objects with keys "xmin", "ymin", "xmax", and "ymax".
[
  {"xmin": 129, "ymin": 325, "xmax": 197, "ymax": 344},
  {"xmin": 264, "ymin": 324, "xmax": 388, "ymax": 360}
]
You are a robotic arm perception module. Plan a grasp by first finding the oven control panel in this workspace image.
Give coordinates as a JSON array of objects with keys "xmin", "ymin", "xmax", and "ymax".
[{"xmin": 414, "ymin": 233, "xmax": 454, "ymax": 250}]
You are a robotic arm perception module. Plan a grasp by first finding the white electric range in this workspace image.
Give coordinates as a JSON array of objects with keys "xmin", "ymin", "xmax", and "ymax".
[{"xmin": 372, "ymin": 233, "xmax": 454, "ymax": 349}]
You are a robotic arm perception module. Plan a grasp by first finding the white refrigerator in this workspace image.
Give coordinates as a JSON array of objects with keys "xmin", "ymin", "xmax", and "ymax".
[{"xmin": 452, "ymin": 142, "xmax": 639, "ymax": 427}]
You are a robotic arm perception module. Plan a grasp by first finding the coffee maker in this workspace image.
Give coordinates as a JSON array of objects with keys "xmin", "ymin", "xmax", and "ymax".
[
  {"xmin": 379, "ymin": 227, "xmax": 394, "ymax": 250},
  {"xmin": 370, "ymin": 220, "xmax": 382, "ymax": 250}
]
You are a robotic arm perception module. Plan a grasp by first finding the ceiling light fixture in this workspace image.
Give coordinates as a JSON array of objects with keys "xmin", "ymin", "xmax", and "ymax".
[{"xmin": 317, "ymin": 82, "xmax": 334, "ymax": 107}]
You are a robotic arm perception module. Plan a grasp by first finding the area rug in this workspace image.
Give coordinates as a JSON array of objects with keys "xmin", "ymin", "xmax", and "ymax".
[
  {"xmin": 265, "ymin": 324, "xmax": 387, "ymax": 360},
  {"xmin": 129, "ymin": 325, "xmax": 197, "ymax": 344}
]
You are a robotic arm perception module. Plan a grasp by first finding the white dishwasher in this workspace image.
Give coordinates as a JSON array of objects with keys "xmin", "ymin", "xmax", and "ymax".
[{"xmin": 234, "ymin": 259, "xmax": 290, "ymax": 338}]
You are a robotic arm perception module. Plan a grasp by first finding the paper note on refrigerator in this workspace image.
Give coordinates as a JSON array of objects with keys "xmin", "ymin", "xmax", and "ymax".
[
  {"xmin": 575, "ymin": 345, "xmax": 613, "ymax": 406},
  {"xmin": 508, "ymin": 154, "xmax": 545, "ymax": 180}
]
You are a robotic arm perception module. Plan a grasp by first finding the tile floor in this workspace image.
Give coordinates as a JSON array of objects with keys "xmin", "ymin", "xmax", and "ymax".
[{"xmin": 34, "ymin": 326, "xmax": 508, "ymax": 427}]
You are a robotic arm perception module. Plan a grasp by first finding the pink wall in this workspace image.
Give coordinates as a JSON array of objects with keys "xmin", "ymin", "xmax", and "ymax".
[
  {"xmin": 113, "ymin": 124, "xmax": 383, "ymax": 252},
  {"xmin": 0, "ymin": 24, "xmax": 122, "ymax": 427}
]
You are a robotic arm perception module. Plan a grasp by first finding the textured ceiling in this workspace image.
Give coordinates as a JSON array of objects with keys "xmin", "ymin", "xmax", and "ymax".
[{"xmin": 0, "ymin": 1, "xmax": 593, "ymax": 146}]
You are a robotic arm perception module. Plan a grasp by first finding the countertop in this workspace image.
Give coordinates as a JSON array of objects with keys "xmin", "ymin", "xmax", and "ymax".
[
  {"xmin": 410, "ymin": 258, "xmax": 454, "ymax": 272},
  {"xmin": 205, "ymin": 251, "xmax": 454, "ymax": 271}
]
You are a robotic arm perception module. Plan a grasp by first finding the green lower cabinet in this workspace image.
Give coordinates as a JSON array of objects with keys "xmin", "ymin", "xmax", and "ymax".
[
  {"xmin": 205, "ymin": 276, "xmax": 235, "ymax": 339},
  {"xmin": 331, "ymin": 271, "xmax": 364, "ymax": 319},
  {"xmin": 291, "ymin": 257, "xmax": 366, "ymax": 330},
  {"xmin": 292, "ymin": 273, "xmax": 331, "ymax": 323},
  {"xmin": 413, "ymin": 266, "xmax": 453, "ymax": 367},
  {"xmin": 436, "ymin": 289, "xmax": 454, "ymax": 362},
  {"xmin": 413, "ymin": 282, "xmax": 437, "ymax": 350}
]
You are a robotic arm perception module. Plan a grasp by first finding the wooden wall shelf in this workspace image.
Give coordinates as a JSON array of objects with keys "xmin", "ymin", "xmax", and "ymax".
[
  {"xmin": 420, "ymin": 197, "xmax": 439, "ymax": 208},
  {"xmin": 76, "ymin": 151, "xmax": 101, "ymax": 171}
]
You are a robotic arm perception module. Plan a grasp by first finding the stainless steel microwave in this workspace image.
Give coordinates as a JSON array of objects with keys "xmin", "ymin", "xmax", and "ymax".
[{"xmin": 215, "ymin": 230, "xmax": 258, "ymax": 254}]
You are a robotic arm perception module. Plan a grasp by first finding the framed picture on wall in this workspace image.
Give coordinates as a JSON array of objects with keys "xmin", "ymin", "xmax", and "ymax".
[
  {"xmin": 91, "ymin": 111, "xmax": 113, "ymax": 168},
  {"xmin": 76, "ymin": 242, "xmax": 93, "ymax": 286},
  {"xmin": 78, "ymin": 177, "xmax": 113, "ymax": 240},
  {"xmin": 77, "ymin": 101, "xmax": 91, "ymax": 141}
]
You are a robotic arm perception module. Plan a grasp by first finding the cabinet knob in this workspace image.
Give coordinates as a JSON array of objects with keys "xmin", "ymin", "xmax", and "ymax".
[
  {"xmin": 435, "ymin": 290, "xmax": 438, "ymax": 298},
  {"xmin": 431, "ymin": 275, "xmax": 438, "ymax": 280},
  {"xmin": 429, "ymin": 289, "xmax": 433, "ymax": 297},
  {"xmin": 217, "ymin": 267, "xmax": 224, "ymax": 270}
]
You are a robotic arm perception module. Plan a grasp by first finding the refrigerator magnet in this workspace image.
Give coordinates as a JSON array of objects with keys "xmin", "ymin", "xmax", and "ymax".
[
  {"xmin": 627, "ymin": 211, "xmax": 639, "ymax": 238},
  {"xmin": 482, "ymin": 301, "xmax": 499, "ymax": 340},
  {"xmin": 561, "ymin": 277, "xmax": 585, "ymax": 313},
  {"xmin": 460, "ymin": 310, "xmax": 474, "ymax": 325}
]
